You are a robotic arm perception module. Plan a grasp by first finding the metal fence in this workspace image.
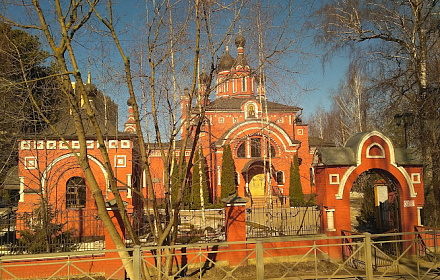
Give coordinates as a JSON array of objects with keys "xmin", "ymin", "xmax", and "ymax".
[
  {"xmin": 127, "ymin": 208, "xmax": 226, "ymax": 246},
  {"xmin": 0, "ymin": 209, "xmax": 104, "ymax": 255},
  {"xmin": 2, "ymin": 231, "xmax": 440, "ymax": 280},
  {"xmin": 246, "ymin": 205, "xmax": 323, "ymax": 238},
  {"xmin": 341, "ymin": 230, "xmax": 401, "ymax": 273},
  {"xmin": 415, "ymin": 225, "xmax": 440, "ymax": 261}
]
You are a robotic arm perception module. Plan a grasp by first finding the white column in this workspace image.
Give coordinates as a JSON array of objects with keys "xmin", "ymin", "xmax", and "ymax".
[
  {"xmin": 19, "ymin": 176, "xmax": 24, "ymax": 202},
  {"xmin": 326, "ymin": 209, "xmax": 336, "ymax": 231},
  {"xmin": 127, "ymin": 174, "xmax": 132, "ymax": 198},
  {"xmin": 417, "ymin": 207, "xmax": 423, "ymax": 226},
  {"xmin": 217, "ymin": 166, "xmax": 221, "ymax": 186}
]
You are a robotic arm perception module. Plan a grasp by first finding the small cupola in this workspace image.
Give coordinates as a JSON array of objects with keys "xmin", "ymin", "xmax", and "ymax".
[
  {"xmin": 124, "ymin": 98, "xmax": 136, "ymax": 133},
  {"xmin": 217, "ymin": 46, "xmax": 235, "ymax": 72},
  {"xmin": 233, "ymin": 29, "xmax": 248, "ymax": 68}
]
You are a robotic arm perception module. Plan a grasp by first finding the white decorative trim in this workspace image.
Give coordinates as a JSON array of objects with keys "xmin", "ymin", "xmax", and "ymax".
[
  {"xmin": 121, "ymin": 140, "xmax": 130, "ymax": 149},
  {"xmin": 115, "ymin": 155, "xmax": 126, "ymax": 168},
  {"xmin": 25, "ymin": 157, "xmax": 37, "ymax": 169},
  {"xmin": 297, "ymin": 129, "xmax": 303, "ymax": 136},
  {"xmin": 72, "ymin": 141, "xmax": 80, "ymax": 149},
  {"xmin": 354, "ymin": 131, "xmax": 394, "ymax": 165},
  {"xmin": 59, "ymin": 141, "xmax": 69, "ymax": 149},
  {"xmin": 417, "ymin": 206, "xmax": 423, "ymax": 226},
  {"xmin": 335, "ymin": 131, "xmax": 417, "ymax": 199},
  {"xmin": 325, "ymin": 209, "xmax": 336, "ymax": 231},
  {"xmin": 41, "ymin": 153, "xmax": 108, "ymax": 193},
  {"xmin": 235, "ymin": 171, "xmax": 240, "ymax": 185},
  {"xmin": 220, "ymin": 120, "xmax": 298, "ymax": 153},
  {"xmin": 109, "ymin": 140, "xmax": 118, "ymax": 149},
  {"xmin": 19, "ymin": 177, "xmax": 24, "ymax": 202},
  {"xmin": 411, "ymin": 173, "xmax": 421, "ymax": 184},
  {"xmin": 36, "ymin": 141, "xmax": 44, "ymax": 150},
  {"xmin": 217, "ymin": 166, "xmax": 221, "ymax": 185},
  {"xmin": 46, "ymin": 141, "xmax": 57, "ymax": 150},
  {"xmin": 20, "ymin": 140, "xmax": 32, "ymax": 150},
  {"xmin": 366, "ymin": 142, "xmax": 385, "ymax": 158},
  {"xmin": 218, "ymin": 117, "xmax": 224, "ymax": 123},
  {"xmin": 127, "ymin": 173, "xmax": 132, "ymax": 198},
  {"xmin": 86, "ymin": 140, "xmax": 94, "ymax": 149},
  {"xmin": 329, "ymin": 174, "xmax": 340, "ymax": 185}
]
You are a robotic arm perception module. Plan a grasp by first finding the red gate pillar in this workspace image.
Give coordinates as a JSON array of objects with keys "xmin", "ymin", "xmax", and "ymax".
[{"xmin": 223, "ymin": 195, "xmax": 248, "ymax": 266}]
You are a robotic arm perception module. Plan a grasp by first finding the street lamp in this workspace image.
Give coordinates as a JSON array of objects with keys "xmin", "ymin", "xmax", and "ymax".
[{"xmin": 394, "ymin": 112, "xmax": 414, "ymax": 148}]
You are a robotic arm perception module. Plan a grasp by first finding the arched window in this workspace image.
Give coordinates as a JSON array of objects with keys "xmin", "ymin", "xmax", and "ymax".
[
  {"xmin": 251, "ymin": 138, "xmax": 261, "ymax": 157},
  {"xmin": 276, "ymin": 171, "xmax": 284, "ymax": 185},
  {"xmin": 66, "ymin": 177, "xmax": 86, "ymax": 208},
  {"xmin": 237, "ymin": 142, "xmax": 246, "ymax": 158},
  {"xmin": 242, "ymin": 77, "xmax": 247, "ymax": 92},
  {"xmin": 238, "ymin": 138, "xmax": 278, "ymax": 158},
  {"xmin": 266, "ymin": 140, "xmax": 276, "ymax": 157}
]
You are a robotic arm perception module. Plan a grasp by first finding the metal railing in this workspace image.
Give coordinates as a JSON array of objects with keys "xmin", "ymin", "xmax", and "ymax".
[
  {"xmin": 2, "ymin": 231, "xmax": 440, "ymax": 280},
  {"xmin": 126, "ymin": 208, "xmax": 226, "ymax": 246},
  {"xmin": 0, "ymin": 209, "xmax": 104, "ymax": 255},
  {"xmin": 415, "ymin": 225, "xmax": 440, "ymax": 261},
  {"xmin": 246, "ymin": 205, "xmax": 322, "ymax": 238},
  {"xmin": 341, "ymin": 229, "xmax": 400, "ymax": 273}
]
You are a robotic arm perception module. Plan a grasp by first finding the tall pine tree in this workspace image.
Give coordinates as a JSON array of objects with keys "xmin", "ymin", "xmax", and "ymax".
[
  {"xmin": 221, "ymin": 144, "xmax": 237, "ymax": 199},
  {"xmin": 289, "ymin": 154, "xmax": 305, "ymax": 206},
  {"xmin": 191, "ymin": 148, "xmax": 209, "ymax": 209}
]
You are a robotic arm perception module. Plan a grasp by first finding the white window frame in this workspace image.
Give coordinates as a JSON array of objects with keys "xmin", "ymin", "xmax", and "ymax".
[
  {"xmin": 241, "ymin": 76, "xmax": 247, "ymax": 92},
  {"xmin": 25, "ymin": 157, "xmax": 37, "ymax": 170},
  {"xmin": 329, "ymin": 174, "xmax": 340, "ymax": 185},
  {"xmin": 115, "ymin": 155, "xmax": 126, "ymax": 168}
]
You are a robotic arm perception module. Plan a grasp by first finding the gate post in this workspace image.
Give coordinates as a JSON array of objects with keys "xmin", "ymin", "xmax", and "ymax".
[
  {"xmin": 256, "ymin": 240, "xmax": 264, "ymax": 280},
  {"xmin": 133, "ymin": 245, "xmax": 141, "ymax": 280},
  {"xmin": 364, "ymin": 233, "xmax": 374, "ymax": 280},
  {"xmin": 222, "ymin": 194, "xmax": 248, "ymax": 266}
]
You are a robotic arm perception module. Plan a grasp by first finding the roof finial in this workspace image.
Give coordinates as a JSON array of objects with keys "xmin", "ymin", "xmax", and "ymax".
[
  {"xmin": 87, "ymin": 57, "xmax": 91, "ymax": 84},
  {"xmin": 235, "ymin": 27, "xmax": 246, "ymax": 48}
]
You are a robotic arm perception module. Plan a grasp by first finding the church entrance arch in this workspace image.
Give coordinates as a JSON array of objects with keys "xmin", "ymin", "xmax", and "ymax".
[
  {"xmin": 313, "ymin": 131, "xmax": 424, "ymax": 235},
  {"xmin": 249, "ymin": 173, "xmax": 265, "ymax": 196},
  {"xmin": 241, "ymin": 159, "xmax": 274, "ymax": 199},
  {"xmin": 350, "ymin": 169, "xmax": 401, "ymax": 234}
]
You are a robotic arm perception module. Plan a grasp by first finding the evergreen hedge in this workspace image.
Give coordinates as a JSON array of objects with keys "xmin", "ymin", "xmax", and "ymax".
[{"xmin": 221, "ymin": 144, "xmax": 237, "ymax": 199}]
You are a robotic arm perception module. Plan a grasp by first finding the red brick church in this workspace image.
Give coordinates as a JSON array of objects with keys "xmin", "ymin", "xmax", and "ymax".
[
  {"xmin": 14, "ymin": 31, "xmax": 314, "ymax": 216},
  {"xmin": 144, "ymin": 31, "xmax": 314, "ymax": 206}
]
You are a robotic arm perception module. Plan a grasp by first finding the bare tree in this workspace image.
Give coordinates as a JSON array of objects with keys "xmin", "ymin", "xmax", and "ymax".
[
  {"xmin": 1, "ymin": 0, "xmax": 308, "ymax": 278},
  {"xmin": 315, "ymin": 0, "xmax": 440, "ymax": 223},
  {"xmin": 332, "ymin": 60, "xmax": 369, "ymax": 137}
]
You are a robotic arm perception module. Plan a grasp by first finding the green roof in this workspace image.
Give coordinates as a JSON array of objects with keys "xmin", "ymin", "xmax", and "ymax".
[{"xmin": 314, "ymin": 131, "xmax": 423, "ymax": 166}]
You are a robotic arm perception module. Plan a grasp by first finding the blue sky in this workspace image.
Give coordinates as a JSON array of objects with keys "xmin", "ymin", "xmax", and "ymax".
[
  {"xmin": 299, "ymin": 54, "xmax": 350, "ymax": 118},
  {"xmin": 2, "ymin": 0, "xmax": 349, "ymax": 122}
]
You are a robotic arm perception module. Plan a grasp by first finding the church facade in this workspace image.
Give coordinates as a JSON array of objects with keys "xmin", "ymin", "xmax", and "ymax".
[
  {"xmin": 14, "ymin": 31, "xmax": 314, "ymax": 217},
  {"xmin": 148, "ymin": 31, "xmax": 314, "ymax": 206}
]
